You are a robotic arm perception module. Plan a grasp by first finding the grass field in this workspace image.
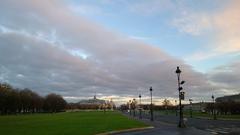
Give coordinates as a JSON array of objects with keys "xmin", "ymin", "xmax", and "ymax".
[{"xmin": 0, "ymin": 111, "xmax": 148, "ymax": 135}]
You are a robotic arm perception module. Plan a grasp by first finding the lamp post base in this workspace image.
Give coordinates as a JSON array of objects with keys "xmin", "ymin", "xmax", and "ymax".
[
  {"xmin": 150, "ymin": 110, "xmax": 153, "ymax": 121},
  {"xmin": 178, "ymin": 121, "xmax": 186, "ymax": 128},
  {"xmin": 150, "ymin": 117, "xmax": 153, "ymax": 121},
  {"xmin": 178, "ymin": 114, "xmax": 186, "ymax": 128}
]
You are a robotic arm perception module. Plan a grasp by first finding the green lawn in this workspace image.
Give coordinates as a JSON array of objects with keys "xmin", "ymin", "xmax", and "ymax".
[{"xmin": 0, "ymin": 111, "xmax": 148, "ymax": 135}]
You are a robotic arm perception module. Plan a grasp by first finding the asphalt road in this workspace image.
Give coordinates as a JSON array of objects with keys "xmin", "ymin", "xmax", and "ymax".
[
  {"xmin": 116, "ymin": 118, "xmax": 210, "ymax": 135},
  {"xmin": 116, "ymin": 111, "xmax": 240, "ymax": 135}
]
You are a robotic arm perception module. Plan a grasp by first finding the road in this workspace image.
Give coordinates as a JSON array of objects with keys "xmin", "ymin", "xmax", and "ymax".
[{"xmin": 116, "ymin": 111, "xmax": 240, "ymax": 135}]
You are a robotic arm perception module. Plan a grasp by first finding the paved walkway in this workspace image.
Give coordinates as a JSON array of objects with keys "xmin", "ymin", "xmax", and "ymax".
[
  {"xmin": 115, "ymin": 115, "xmax": 210, "ymax": 135},
  {"xmin": 115, "ymin": 112, "xmax": 240, "ymax": 135}
]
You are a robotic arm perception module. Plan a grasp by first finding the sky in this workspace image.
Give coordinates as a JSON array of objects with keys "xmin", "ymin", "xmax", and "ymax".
[{"xmin": 0, "ymin": 0, "xmax": 240, "ymax": 105}]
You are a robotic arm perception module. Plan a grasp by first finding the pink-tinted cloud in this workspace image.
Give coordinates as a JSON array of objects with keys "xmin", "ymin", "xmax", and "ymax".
[
  {"xmin": 172, "ymin": 0, "xmax": 240, "ymax": 60},
  {"xmin": 0, "ymin": 0, "xmax": 227, "ymax": 104}
]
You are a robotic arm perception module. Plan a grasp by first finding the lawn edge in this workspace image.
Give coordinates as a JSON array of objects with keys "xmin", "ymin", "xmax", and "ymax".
[{"xmin": 96, "ymin": 126, "xmax": 154, "ymax": 135}]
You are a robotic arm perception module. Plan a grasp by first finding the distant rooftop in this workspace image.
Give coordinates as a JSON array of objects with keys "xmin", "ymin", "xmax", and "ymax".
[
  {"xmin": 216, "ymin": 93, "xmax": 240, "ymax": 103},
  {"xmin": 78, "ymin": 95, "xmax": 106, "ymax": 105}
]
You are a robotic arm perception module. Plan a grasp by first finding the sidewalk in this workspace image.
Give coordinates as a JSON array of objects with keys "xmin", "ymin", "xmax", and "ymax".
[{"xmin": 115, "ymin": 114, "xmax": 211, "ymax": 135}]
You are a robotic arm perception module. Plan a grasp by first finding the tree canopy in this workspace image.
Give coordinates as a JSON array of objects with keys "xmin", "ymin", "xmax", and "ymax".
[{"xmin": 0, "ymin": 83, "xmax": 66, "ymax": 115}]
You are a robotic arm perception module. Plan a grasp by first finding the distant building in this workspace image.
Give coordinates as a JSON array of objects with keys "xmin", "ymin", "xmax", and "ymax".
[
  {"xmin": 77, "ymin": 94, "xmax": 116, "ymax": 110},
  {"xmin": 78, "ymin": 94, "xmax": 106, "ymax": 105},
  {"xmin": 216, "ymin": 94, "xmax": 240, "ymax": 103},
  {"xmin": 184, "ymin": 102, "xmax": 211, "ymax": 112}
]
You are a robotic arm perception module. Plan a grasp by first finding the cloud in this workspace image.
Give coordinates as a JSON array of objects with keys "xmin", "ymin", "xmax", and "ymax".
[
  {"xmin": 207, "ymin": 61, "xmax": 240, "ymax": 96},
  {"xmin": 172, "ymin": 13, "xmax": 212, "ymax": 35},
  {"xmin": 172, "ymin": 0, "xmax": 240, "ymax": 60},
  {"xmin": 0, "ymin": 0, "xmax": 222, "ymax": 104},
  {"xmin": 212, "ymin": 1, "xmax": 240, "ymax": 54},
  {"xmin": 128, "ymin": 0, "xmax": 175, "ymax": 16},
  {"xmin": 185, "ymin": 51, "xmax": 218, "ymax": 61},
  {"xmin": 69, "ymin": 4, "xmax": 104, "ymax": 16}
]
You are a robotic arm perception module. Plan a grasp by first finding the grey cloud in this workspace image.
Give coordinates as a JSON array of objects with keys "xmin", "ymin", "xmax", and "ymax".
[
  {"xmin": 0, "ymin": 0, "xmax": 219, "ymax": 103},
  {"xmin": 208, "ymin": 62, "xmax": 240, "ymax": 90}
]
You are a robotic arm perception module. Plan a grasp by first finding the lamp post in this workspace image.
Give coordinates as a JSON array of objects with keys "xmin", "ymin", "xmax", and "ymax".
[
  {"xmin": 189, "ymin": 99, "xmax": 193, "ymax": 118},
  {"xmin": 175, "ymin": 66, "xmax": 186, "ymax": 128},
  {"xmin": 212, "ymin": 95, "xmax": 217, "ymax": 120},
  {"xmin": 139, "ymin": 94, "xmax": 142, "ymax": 119},
  {"xmin": 129, "ymin": 100, "xmax": 132, "ymax": 116},
  {"xmin": 149, "ymin": 87, "xmax": 153, "ymax": 121},
  {"xmin": 175, "ymin": 100, "xmax": 178, "ymax": 116},
  {"xmin": 133, "ymin": 98, "xmax": 136, "ymax": 117}
]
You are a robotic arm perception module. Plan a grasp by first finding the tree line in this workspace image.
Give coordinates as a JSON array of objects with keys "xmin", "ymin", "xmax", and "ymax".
[
  {"xmin": 0, "ymin": 83, "xmax": 67, "ymax": 115},
  {"xmin": 206, "ymin": 102, "xmax": 240, "ymax": 115}
]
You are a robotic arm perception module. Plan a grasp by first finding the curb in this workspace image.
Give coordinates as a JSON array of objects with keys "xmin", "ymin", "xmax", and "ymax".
[{"xmin": 96, "ymin": 126, "xmax": 154, "ymax": 135}]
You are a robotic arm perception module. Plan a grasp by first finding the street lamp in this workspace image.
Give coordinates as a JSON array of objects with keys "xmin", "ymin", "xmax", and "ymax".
[
  {"xmin": 133, "ymin": 98, "xmax": 136, "ymax": 117},
  {"xmin": 175, "ymin": 66, "xmax": 186, "ymax": 128},
  {"xmin": 189, "ymin": 99, "xmax": 193, "ymax": 118},
  {"xmin": 139, "ymin": 94, "xmax": 142, "ymax": 119},
  {"xmin": 149, "ymin": 87, "xmax": 153, "ymax": 121},
  {"xmin": 175, "ymin": 100, "xmax": 178, "ymax": 116},
  {"xmin": 212, "ymin": 95, "xmax": 217, "ymax": 120},
  {"xmin": 129, "ymin": 100, "xmax": 132, "ymax": 116}
]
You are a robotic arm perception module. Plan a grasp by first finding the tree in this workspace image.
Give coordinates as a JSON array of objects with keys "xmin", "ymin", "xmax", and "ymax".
[
  {"xmin": 44, "ymin": 93, "xmax": 67, "ymax": 112},
  {"xmin": 0, "ymin": 83, "xmax": 15, "ymax": 114},
  {"xmin": 7, "ymin": 89, "xmax": 20, "ymax": 114},
  {"xmin": 19, "ymin": 89, "xmax": 33, "ymax": 113},
  {"xmin": 162, "ymin": 99, "xmax": 172, "ymax": 107},
  {"xmin": 0, "ymin": 82, "xmax": 67, "ymax": 115},
  {"xmin": 131, "ymin": 99, "xmax": 137, "ymax": 116},
  {"xmin": 120, "ymin": 104, "xmax": 128, "ymax": 111},
  {"xmin": 162, "ymin": 99, "xmax": 172, "ymax": 115}
]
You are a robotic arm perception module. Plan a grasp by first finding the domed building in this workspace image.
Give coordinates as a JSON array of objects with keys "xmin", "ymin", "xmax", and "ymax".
[
  {"xmin": 77, "ymin": 94, "xmax": 116, "ymax": 110},
  {"xmin": 78, "ymin": 95, "xmax": 106, "ymax": 105}
]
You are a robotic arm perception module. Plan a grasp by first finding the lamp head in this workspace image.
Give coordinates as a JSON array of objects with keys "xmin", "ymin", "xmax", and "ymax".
[
  {"xmin": 180, "ymin": 81, "xmax": 185, "ymax": 85},
  {"xmin": 149, "ymin": 86, "xmax": 153, "ymax": 91},
  {"xmin": 175, "ymin": 66, "xmax": 181, "ymax": 74}
]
